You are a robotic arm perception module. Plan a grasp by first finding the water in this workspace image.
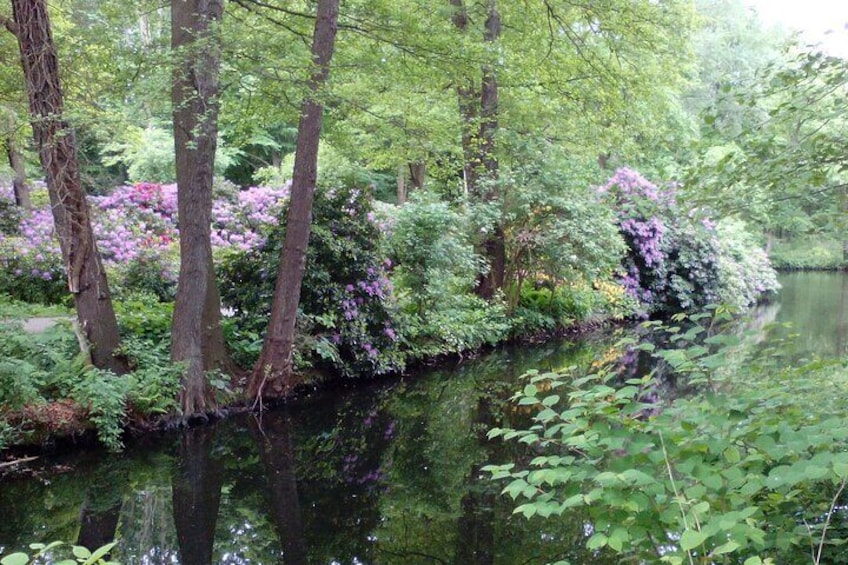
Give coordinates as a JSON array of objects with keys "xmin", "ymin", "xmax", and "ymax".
[{"xmin": 1, "ymin": 272, "xmax": 845, "ymax": 564}]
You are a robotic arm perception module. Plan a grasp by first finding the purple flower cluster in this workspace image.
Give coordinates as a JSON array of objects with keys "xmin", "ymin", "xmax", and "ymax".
[
  {"xmin": 211, "ymin": 184, "xmax": 290, "ymax": 251},
  {"xmin": 1, "ymin": 181, "xmax": 291, "ymax": 298}
]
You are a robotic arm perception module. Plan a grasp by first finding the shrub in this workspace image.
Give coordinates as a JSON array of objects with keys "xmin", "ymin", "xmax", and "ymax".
[
  {"xmin": 0, "ymin": 208, "xmax": 67, "ymax": 305},
  {"xmin": 601, "ymin": 168, "xmax": 777, "ymax": 314},
  {"xmin": 219, "ymin": 185, "xmax": 404, "ymax": 377},
  {"xmin": 499, "ymin": 162, "xmax": 625, "ymax": 308},
  {"xmin": 486, "ymin": 313, "xmax": 848, "ymax": 564}
]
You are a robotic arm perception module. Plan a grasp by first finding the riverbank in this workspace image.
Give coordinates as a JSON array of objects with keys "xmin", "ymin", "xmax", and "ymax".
[{"xmin": 0, "ymin": 306, "xmax": 626, "ymax": 461}]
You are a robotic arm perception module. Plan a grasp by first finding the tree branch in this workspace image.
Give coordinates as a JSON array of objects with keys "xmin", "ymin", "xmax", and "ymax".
[{"xmin": 0, "ymin": 13, "xmax": 18, "ymax": 36}]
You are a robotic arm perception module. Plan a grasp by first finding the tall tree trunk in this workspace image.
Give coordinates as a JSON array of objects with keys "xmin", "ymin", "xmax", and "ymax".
[
  {"xmin": 248, "ymin": 0, "xmax": 339, "ymax": 403},
  {"xmin": 170, "ymin": 0, "xmax": 231, "ymax": 417},
  {"xmin": 5, "ymin": 134, "xmax": 32, "ymax": 209},
  {"xmin": 9, "ymin": 0, "xmax": 126, "ymax": 374},
  {"xmin": 451, "ymin": 0, "xmax": 504, "ymax": 298},
  {"xmin": 409, "ymin": 160, "xmax": 426, "ymax": 190},
  {"xmin": 477, "ymin": 1, "xmax": 504, "ymax": 298}
]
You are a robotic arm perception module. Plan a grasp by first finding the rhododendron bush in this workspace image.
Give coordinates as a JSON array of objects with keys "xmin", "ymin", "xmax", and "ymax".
[
  {"xmin": 600, "ymin": 168, "xmax": 778, "ymax": 314},
  {"xmin": 217, "ymin": 185, "xmax": 404, "ymax": 376},
  {"xmin": 0, "ymin": 182, "xmax": 289, "ymax": 303}
]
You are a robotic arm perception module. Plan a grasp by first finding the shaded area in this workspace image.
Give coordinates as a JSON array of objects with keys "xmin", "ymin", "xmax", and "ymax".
[{"xmin": 0, "ymin": 272, "xmax": 845, "ymax": 562}]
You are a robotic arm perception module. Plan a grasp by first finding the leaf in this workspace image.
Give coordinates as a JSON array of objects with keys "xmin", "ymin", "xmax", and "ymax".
[
  {"xmin": 0, "ymin": 553, "xmax": 30, "ymax": 565},
  {"xmin": 712, "ymin": 540, "xmax": 741, "ymax": 555},
  {"xmin": 586, "ymin": 533, "xmax": 608, "ymax": 550},
  {"xmin": 679, "ymin": 529, "xmax": 707, "ymax": 551},
  {"xmin": 85, "ymin": 542, "xmax": 117, "ymax": 564},
  {"xmin": 72, "ymin": 546, "xmax": 92, "ymax": 560}
]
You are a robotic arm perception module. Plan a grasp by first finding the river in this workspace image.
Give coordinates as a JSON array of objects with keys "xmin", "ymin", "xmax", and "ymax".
[{"xmin": 0, "ymin": 271, "xmax": 845, "ymax": 564}]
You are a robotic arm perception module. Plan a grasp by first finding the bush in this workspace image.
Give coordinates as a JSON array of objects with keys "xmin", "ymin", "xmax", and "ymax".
[
  {"xmin": 601, "ymin": 168, "xmax": 778, "ymax": 314},
  {"xmin": 487, "ymin": 313, "xmax": 848, "ymax": 563},
  {"xmin": 219, "ymin": 185, "xmax": 404, "ymax": 377},
  {"xmin": 0, "ymin": 208, "xmax": 67, "ymax": 305},
  {"xmin": 770, "ymin": 236, "xmax": 844, "ymax": 270}
]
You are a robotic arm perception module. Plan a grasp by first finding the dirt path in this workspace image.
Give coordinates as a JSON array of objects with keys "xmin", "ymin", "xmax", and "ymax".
[{"xmin": 20, "ymin": 317, "xmax": 67, "ymax": 333}]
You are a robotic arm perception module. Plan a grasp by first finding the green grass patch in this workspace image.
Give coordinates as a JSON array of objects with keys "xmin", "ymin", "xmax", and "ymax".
[{"xmin": 770, "ymin": 237, "xmax": 844, "ymax": 270}]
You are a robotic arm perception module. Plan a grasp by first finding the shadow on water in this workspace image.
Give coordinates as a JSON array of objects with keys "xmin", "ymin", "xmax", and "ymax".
[{"xmin": 1, "ymin": 272, "xmax": 846, "ymax": 563}]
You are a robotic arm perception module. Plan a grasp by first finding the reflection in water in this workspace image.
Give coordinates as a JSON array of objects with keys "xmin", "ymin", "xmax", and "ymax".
[
  {"xmin": 172, "ymin": 426, "xmax": 224, "ymax": 565},
  {"xmin": 250, "ymin": 413, "xmax": 306, "ymax": 565},
  {"xmin": 750, "ymin": 272, "xmax": 848, "ymax": 360},
  {"xmin": 1, "ymin": 272, "xmax": 845, "ymax": 563}
]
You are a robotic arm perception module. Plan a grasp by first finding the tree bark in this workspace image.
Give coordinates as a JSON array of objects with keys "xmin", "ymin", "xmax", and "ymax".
[
  {"xmin": 248, "ymin": 0, "xmax": 339, "ymax": 402},
  {"xmin": 5, "ymin": 135, "xmax": 32, "ymax": 209},
  {"xmin": 397, "ymin": 163, "xmax": 407, "ymax": 204},
  {"xmin": 10, "ymin": 0, "xmax": 126, "ymax": 374},
  {"xmin": 409, "ymin": 160, "xmax": 426, "ymax": 190},
  {"xmin": 170, "ymin": 0, "xmax": 231, "ymax": 417},
  {"xmin": 451, "ymin": 0, "xmax": 504, "ymax": 298}
]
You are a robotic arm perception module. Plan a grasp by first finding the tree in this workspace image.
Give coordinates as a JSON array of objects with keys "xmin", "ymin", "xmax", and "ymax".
[
  {"xmin": 451, "ymin": 0, "xmax": 505, "ymax": 298},
  {"xmin": 5, "ymin": 0, "xmax": 126, "ymax": 374},
  {"xmin": 249, "ymin": 0, "xmax": 340, "ymax": 402},
  {"xmin": 170, "ymin": 0, "xmax": 231, "ymax": 417},
  {"xmin": 1, "ymin": 109, "xmax": 31, "ymax": 208}
]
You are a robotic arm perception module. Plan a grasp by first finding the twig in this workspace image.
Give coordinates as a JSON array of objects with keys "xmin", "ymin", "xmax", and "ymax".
[
  {"xmin": 815, "ymin": 478, "xmax": 847, "ymax": 565},
  {"xmin": 659, "ymin": 430, "xmax": 696, "ymax": 565},
  {"xmin": 0, "ymin": 456, "xmax": 39, "ymax": 469}
]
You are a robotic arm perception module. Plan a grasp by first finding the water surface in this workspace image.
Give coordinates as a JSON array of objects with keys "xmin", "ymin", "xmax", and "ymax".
[{"xmin": 1, "ymin": 271, "xmax": 845, "ymax": 564}]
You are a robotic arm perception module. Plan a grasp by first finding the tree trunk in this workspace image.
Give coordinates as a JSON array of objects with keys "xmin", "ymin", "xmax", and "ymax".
[
  {"xmin": 409, "ymin": 160, "xmax": 426, "ymax": 190},
  {"xmin": 397, "ymin": 163, "xmax": 407, "ymax": 204},
  {"xmin": 248, "ymin": 0, "xmax": 339, "ymax": 403},
  {"xmin": 450, "ymin": 0, "xmax": 504, "ymax": 298},
  {"xmin": 10, "ymin": 0, "xmax": 126, "ymax": 374},
  {"xmin": 5, "ymin": 135, "xmax": 32, "ymax": 209},
  {"xmin": 170, "ymin": 0, "xmax": 231, "ymax": 417}
]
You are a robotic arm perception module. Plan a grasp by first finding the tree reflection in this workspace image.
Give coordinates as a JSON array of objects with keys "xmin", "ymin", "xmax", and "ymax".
[
  {"xmin": 172, "ymin": 425, "xmax": 224, "ymax": 565},
  {"xmin": 249, "ymin": 412, "xmax": 307, "ymax": 565}
]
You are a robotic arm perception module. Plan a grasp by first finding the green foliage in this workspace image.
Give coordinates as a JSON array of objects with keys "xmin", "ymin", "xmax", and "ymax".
[
  {"xmin": 499, "ymin": 155, "xmax": 625, "ymax": 307},
  {"xmin": 487, "ymin": 311, "xmax": 848, "ymax": 563},
  {"xmin": 387, "ymin": 193, "xmax": 481, "ymax": 315},
  {"xmin": 715, "ymin": 219, "xmax": 781, "ymax": 307},
  {"xmin": 120, "ymin": 337, "xmax": 182, "ymax": 418},
  {"xmin": 219, "ymin": 185, "xmax": 404, "ymax": 377},
  {"xmin": 114, "ymin": 292, "xmax": 174, "ymax": 342},
  {"xmin": 770, "ymin": 237, "xmax": 844, "ymax": 270},
  {"xmin": 101, "ymin": 124, "xmax": 238, "ymax": 184},
  {"xmin": 1, "ymin": 540, "xmax": 119, "ymax": 565},
  {"xmin": 0, "ymin": 198, "xmax": 21, "ymax": 235},
  {"xmin": 384, "ymin": 194, "xmax": 514, "ymax": 358},
  {"xmin": 71, "ymin": 369, "xmax": 128, "ymax": 451},
  {"xmin": 515, "ymin": 281, "xmax": 596, "ymax": 331},
  {"xmin": 111, "ymin": 250, "xmax": 178, "ymax": 302},
  {"xmin": 401, "ymin": 293, "xmax": 512, "ymax": 358}
]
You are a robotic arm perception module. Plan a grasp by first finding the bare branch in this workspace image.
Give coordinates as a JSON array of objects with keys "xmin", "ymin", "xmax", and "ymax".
[{"xmin": 0, "ymin": 13, "xmax": 18, "ymax": 36}]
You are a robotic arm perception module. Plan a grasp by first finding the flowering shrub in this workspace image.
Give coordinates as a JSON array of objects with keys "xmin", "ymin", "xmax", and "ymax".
[
  {"xmin": 218, "ymin": 185, "xmax": 404, "ymax": 377},
  {"xmin": 0, "ymin": 182, "xmax": 291, "ymax": 303},
  {"xmin": 601, "ymin": 168, "xmax": 777, "ymax": 314},
  {"xmin": 0, "ymin": 205, "xmax": 67, "ymax": 304}
]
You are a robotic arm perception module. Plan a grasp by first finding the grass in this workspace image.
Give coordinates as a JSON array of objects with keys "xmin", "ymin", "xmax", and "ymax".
[
  {"xmin": 770, "ymin": 237, "xmax": 844, "ymax": 270},
  {"xmin": 0, "ymin": 294, "xmax": 73, "ymax": 319}
]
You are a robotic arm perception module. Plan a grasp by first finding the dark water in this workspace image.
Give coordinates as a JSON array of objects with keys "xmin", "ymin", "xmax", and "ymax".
[{"xmin": 0, "ymin": 272, "xmax": 845, "ymax": 564}]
